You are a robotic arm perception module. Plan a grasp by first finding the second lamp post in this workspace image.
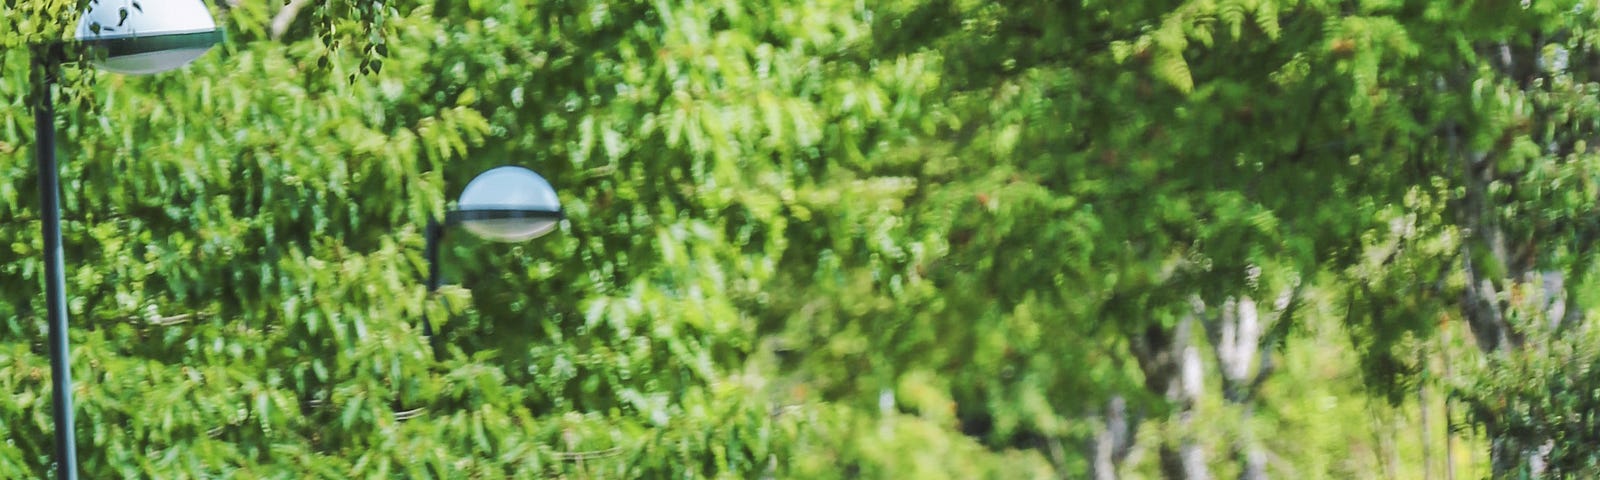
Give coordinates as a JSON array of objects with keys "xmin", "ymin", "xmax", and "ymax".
[{"xmin": 423, "ymin": 166, "xmax": 564, "ymax": 338}]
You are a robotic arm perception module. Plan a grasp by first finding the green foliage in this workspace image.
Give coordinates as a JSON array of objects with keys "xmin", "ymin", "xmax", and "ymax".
[
  {"xmin": 5, "ymin": 0, "xmax": 1600, "ymax": 477},
  {"xmin": 788, "ymin": 402, "xmax": 1056, "ymax": 479},
  {"xmin": 1456, "ymin": 308, "xmax": 1600, "ymax": 477},
  {"xmin": 1, "ymin": 0, "xmax": 907, "ymax": 476}
]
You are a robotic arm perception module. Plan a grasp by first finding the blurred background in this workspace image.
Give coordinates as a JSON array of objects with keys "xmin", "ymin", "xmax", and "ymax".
[{"xmin": 4, "ymin": 0, "xmax": 1600, "ymax": 477}]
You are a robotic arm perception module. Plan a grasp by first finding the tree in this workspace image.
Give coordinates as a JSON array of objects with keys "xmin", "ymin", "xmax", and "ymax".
[
  {"xmin": 7, "ymin": 0, "xmax": 1600, "ymax": 477},
  {"xmin": 0, "ymin": 0, "xmax": 921, "ymax": 476}
]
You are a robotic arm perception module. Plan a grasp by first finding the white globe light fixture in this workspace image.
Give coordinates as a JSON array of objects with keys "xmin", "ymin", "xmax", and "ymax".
[
  {"xmin": 74, "ymin": 0, "xmax": 225, "ymax": 75},
  {"xmin": 421, "ymin": 166, "xmax": 564, "ymax": 338},
  {"xmin": 455, "ymin": 166, "xmax": 564, "ymax": 242}
]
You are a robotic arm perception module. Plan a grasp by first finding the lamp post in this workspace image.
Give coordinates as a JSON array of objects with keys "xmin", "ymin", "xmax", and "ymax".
[
  {"xmin": 423, "ymin": 166, "xmax": 564, "ymax": 339},
  {"xmin": 30, "ymin": 1, "xmax": 223, "ymax": 478}
]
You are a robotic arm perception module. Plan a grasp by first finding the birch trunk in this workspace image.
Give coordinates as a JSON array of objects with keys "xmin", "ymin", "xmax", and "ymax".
[
  {"xmin": 1132, "ymin": 309, "xmax": 1211, "ymax": 480},
  {"xmin": 1204, "ymin": 291, "xmax": 1292, "ymax": 480},
  {"xmin": 1089, "ymin": 395, "xmax": 1137, "ymax": 480}
]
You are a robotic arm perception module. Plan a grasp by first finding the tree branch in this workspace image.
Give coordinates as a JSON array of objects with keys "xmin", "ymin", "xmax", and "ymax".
[{"xmin": 271, "ymin": 0, "xmax": 311, "ymax": 41}]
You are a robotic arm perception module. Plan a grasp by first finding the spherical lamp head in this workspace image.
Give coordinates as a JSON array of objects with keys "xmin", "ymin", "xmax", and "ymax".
[
  {"xmin": 456, "ymin": 166, "xmax": 563, "ymax": 242},
  {"xmin": 74, "ymin": 0, "xmax": 225, "ymax": 75}
]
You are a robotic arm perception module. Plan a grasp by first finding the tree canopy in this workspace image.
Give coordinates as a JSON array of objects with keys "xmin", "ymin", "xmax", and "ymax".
[{"xmin": 3, "ymin": 0, "xmax": 1600, "ymax": 478}]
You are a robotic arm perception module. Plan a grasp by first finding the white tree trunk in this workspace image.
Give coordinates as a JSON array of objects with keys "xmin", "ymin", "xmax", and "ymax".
[
  {"xmin": 1090, "ymin": 396, "xmax": 1136, "ymax": 480},
  {"xmin": 1132, "ymin": 308, "xmax": 1211, "ymax": 480},
  {"xmin": 1205, "ymin": 289, "xmax": 1293, "ymax": 480}
]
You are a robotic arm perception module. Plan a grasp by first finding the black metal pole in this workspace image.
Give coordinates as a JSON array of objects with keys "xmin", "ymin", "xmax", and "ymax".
[
  {"xmin": 33, "ymin": 44, "xmax": 79, "ymax": 480},
  {"xmin": 422, "ymin": 218, "xmax": 443, "ymax": 336}
]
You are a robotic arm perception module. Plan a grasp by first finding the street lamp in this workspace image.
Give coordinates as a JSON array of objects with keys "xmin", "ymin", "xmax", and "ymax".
[
  {"xmin": 74, "ymin": 0, "xmax": 225, "ymax": 74},
  {"xmin": 30, "ymin": 1, "xmax": 223, "ymax": 478},
  {"xmin": 422, "ymin": 166, "xmax": 564, "ymax": 338}
]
